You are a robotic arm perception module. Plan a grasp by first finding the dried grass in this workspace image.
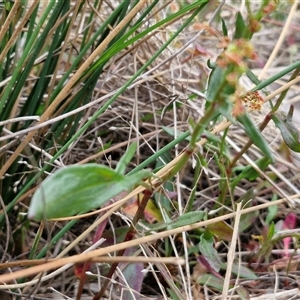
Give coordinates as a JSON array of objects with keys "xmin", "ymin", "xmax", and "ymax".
[{"xmin": 1, "ymin": 1, "xmax": 300, "ymax": 299}]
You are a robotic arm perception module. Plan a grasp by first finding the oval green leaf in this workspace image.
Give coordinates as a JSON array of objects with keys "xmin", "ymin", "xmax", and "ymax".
[
  {"xmin": 271, "ymin": 109, "xmax": 300, "ymax": 152},
  {"xmin": 199, "ymin": 235, "xmax": 222, "ymax": 273},
  {"xmin": 28, "ymin": 164, "xmax": 150, "ymax": 221}
]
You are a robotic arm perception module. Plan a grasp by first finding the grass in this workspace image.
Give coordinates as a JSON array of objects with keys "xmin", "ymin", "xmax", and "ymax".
[{"xmin": 0, "ymin": 1, "xmax": 300, "ymax": 299}]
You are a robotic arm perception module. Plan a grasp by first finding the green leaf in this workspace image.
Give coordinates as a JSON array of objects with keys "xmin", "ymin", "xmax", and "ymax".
[
  {"xmin": 199, "ymin": 235, "xmax": 222, "ymax": 273},
  {"xmin": 221, "ymin": 263, "xmax": 257, "ymax": 280},
  {"xmin": 245, "ymin": 68, "xmax": 261, "ymax": 86},
  {"xmin": 162, "ymin": 126, "xmax": 221, "ymax": 144},
  {"xmin": 231, "ymin": 157, "xmax": 271, "ymax": 189},
  {"xmin": 236, "ymin": 286, "xmax": 250, "ymax": 300},
  {"xmin": 145, "ymin": 211, "xmax": 205, "ymax": 232},
  {"xmin": 265, "ymin": 194, "xmax": 278, "ymax": 226},
  {"xmin": 116, "ymin": 142, "xmax": 137, "ymax": 175},
  {"xmin": 221, "ymin": 18, "xmax": 228, "ymax": 37},
  {"xmin": 197, "ymin": 274, "xmax": 225, "ymax": 292},
  {"xmin": 267, "ymin": 222, "xmax": 275, "ymax": 241},
  {"xmin": 239, "ymin": 210, "xmax": 259, "ymax": 233},
  {"xmin": 237, "ymin": 112, "xmax": 274, "ymax": 161},
  {"xmin": 167, "ymin": 289, "xmax": 181, "ymax": 300},
  {"xmin": 206, "ymin": 66, "xmax": 226, "ymax": 102},
  {"xmin": 154, "ymin": 151, "xmax": 173, "ymax": 210},
  {"xmin": 271, "ymin": 106, "xmax": 300, "ymax": 152},
  {"xmin": 28, "ymin": 164, "xmax": 150, "ymax": 220},
  {"xmin": 206, "ymin": 221, "xmax": 233, "ymax": 242},
  {"xmin": 234, "ymin": 12, "xmax": 247, "ymax": 39}
]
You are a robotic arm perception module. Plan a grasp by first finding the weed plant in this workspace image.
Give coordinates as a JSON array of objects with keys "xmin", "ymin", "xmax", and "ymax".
[{"xmin": 0, "ymin": 1, "xmax": 300, "ymax": 299}]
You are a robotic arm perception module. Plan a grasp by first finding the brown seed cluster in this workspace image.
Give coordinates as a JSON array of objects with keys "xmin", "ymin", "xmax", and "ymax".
[{"xmin": 241, "ymin": 91, "xmax": 264, "ymax": 111}]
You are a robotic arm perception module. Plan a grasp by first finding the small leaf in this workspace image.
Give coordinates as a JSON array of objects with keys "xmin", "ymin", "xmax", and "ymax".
[
  {"xmin": 271, "ymin": 106, "xmax": 300, "ymax": 152},
  {"xmin": 199, "ymin": 235, "xmax": 222, "ymax": 273},
  {"xmin": 233, "ymin": 264, "xmax": 257, "ymax": 280},
  {"xmin": 236, "ymin": 286, "xmax": 250, "ymax": 300},
  {"xmin": 116, "ymin": 143, "xmax": 137, "ymax": 175},
  {"xmin": 231, "ymin": 157, "xmax": 271, "ymax": 189},
  {"xmin": 234, "ymin": 12, "xmax": 247, "ymax": 39},
  {"xmin": 234, "ymin": 157, "xmax": 271, "ymax": 181},
  {"xmin": 28, "ymin": 164, "xmax": 150, "ymax": 220},
  {"xmin": 221, "ymin": 18, "xmax": 228, "ymax": 36},
  {"xmin": 237, "ymin": 112, "xmax": 274, "ymax": 161},
  {"xmin": 221, "ymin": 263, "xmax": 257, "ymax": 280},
  {"xmin": 245, "ymin": 68, "xmax": 261, "ymax": 86},
  {"xmin": 197, "ymin": 256, "xmax": 223, "ymax": 279},
  {"xmin": 162, "ymin": 126, "xmax": 221, "ymax": 144},
  {"xmin": 155, "ymin": 151, "xmax": 173, "ymax": 210},
  {"xmin": 206, "ymin": 221, "xmax": 233, "ymax": 242},
  {"xmin": 266, "ymin": 222, "xmax": 275, "ymax": 241},
  {"xmin": 145, "ymin": 211, "xmax": 205, "ymax": 232},
  {"xmin": 167, "ymin": 289, "xmax": 181, "ymax": 300},
  {"xmin": 265, "ymin": 194, "xmax": 278, "ymax": 226},
  {"xmin": 197, "ymin": 274, "xmax": 226, "ymax": 292},
  {"xmin": 206, "ymin": 66, "xmax": 226, "ymax": 103},
  {"xmin": 166, "ymin": 211, "xmax": 205, "ymax": 230},
  {"xmin": 207, "ymin": 59, "xmax": 216, "ymax": 69},
  {"xmin": 283, "ymin": 213, "xmax": 297, "ymax": 257},
  {"xmin": 119, "ymin": 247, "xmax": 144, "ymax": 300},
  {"xmin": 123, "ymin": 196, "xmax": 163, "ymax": 223},
  {"xmin": 239, "ymin": 210, "xmax": 259, "ymax": 232}
]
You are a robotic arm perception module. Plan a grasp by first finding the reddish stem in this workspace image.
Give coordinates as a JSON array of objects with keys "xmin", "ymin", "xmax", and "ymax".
[
  {"xmin": 75, "ymin": 261, "xmax": 91, "ymax": 300},
  {"xmin": 92, "ymin": 189, "xmax": 153, "ymax": 300}
]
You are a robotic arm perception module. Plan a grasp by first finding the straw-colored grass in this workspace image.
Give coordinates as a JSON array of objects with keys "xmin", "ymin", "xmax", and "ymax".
[{"xmin": 0, "ymin": 1, "xmax": 300, "ymax": 299}]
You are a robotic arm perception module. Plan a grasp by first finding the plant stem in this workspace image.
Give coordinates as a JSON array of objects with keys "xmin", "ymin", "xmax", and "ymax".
[
  {"xmin": 92, "ymin": 189, "xmax": 153, "ymax": 300},
  {"xmin": 229, "ymin": 66, "xmax": 300, "ymax": 171}
]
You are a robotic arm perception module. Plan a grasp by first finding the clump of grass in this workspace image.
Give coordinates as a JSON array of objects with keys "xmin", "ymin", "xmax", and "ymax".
[{"xmin": 0, "ymin": 1, "xmax": 300, "ymax": 299}]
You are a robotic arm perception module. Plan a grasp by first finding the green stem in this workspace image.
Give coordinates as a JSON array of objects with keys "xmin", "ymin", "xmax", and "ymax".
[
  {"xmin": 253, "ymin": 59, "xmax": 300, "ymax": 92},
  {"xmin": 229, "ymin": 66, "xmax": 300, "ymax": 172},
  {"xmin": 272, "ymin": 67, "xmax": 300, "ymax": 112}
]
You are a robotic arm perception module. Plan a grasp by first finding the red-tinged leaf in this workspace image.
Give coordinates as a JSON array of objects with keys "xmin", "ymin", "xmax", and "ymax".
[
  {"xmin": 92, "ymin": 198, "xmax": 118, "ymax": 244},
  {"xmin": 283, "ymin": 213, "xmax": 297, "ymax": 257},
  {"xmin": 197, "ymin": 256, "xmax": 223, "ymax": 279},
  {"xmin": 123, "ymin": 196, "xmax": 163, "ymax": 223},
  {"xmin": 242, "ymin": 239, "xmax": 259, "ymax": 252},
  {"xmin": 199, "ymin": 235, "xmax": 222, "ymax": 273},
  {"xmin": 182, "ymin": 43, "xmax": 212, "ymax": 63},
  {"xmin": 283, "ymin": 212, "xmax": 297, "ymax": 229},
  {"xmin": 119, "ymin": 247, "xmax": 144, "ymax": 300},
  {"xmin": 143, "ymin": 200, "xmax": 163, "ymax": 223},
  {"xmin": 74, "ymin": 262, "xmax": 91, "ymax": 279},
  {"xmin": 206, "ymin": 221, "xmax": 233, "ymax": 242}
]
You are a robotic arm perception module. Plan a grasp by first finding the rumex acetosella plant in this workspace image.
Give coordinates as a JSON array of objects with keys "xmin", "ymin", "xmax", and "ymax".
[{"xmin": 0, "ymin": 0, "xmax": 300, "ymax": 299}]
